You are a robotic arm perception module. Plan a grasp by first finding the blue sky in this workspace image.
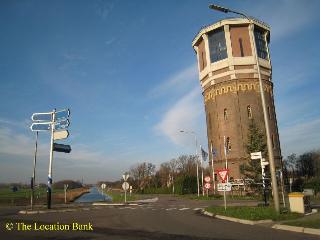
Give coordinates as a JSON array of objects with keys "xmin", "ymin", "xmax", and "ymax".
[{"xmin": 1, "ymin": 0, "xmax": 320, "ymax": 183}]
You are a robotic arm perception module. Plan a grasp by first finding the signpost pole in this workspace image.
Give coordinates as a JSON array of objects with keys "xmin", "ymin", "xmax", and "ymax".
[
  {"xmin": 31, "ymin": 131, "xmax": 38, "ymax": 210},
  {"xmin": 224, "ymin": 187, "xmax": 227, "ymax": 210},
  {"xmin": 47, "ymin": 109, "xmax": 55, "ymax": 209}
]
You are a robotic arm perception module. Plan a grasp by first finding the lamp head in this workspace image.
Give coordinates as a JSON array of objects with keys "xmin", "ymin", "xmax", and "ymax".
[{"xmin": 209, "ymin": 4, "xmax": 229, "ymax": 13}]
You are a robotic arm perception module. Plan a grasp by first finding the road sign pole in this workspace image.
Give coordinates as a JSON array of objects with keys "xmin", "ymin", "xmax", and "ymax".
[
  {"xmin": 31, "ymin": 131, "xmax": 38, "ymax": 210},
  {"xmin": 125, "ymin": 188, "xmax": 127, "ymax": 203},
  {"xmin": 224, "ymin": 188, "xmax": 227, "ymax": 210},
  {"xmin": 47, "ymin": 109, "xmax": 55, "ymax": 209}
]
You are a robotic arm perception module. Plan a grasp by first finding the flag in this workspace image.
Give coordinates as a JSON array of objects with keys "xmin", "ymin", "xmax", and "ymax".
[
  {"xmin": 201, "ymin": 146, "xmax": 208, "ymax": 161},
  {"xmin": 211, "ymin": 143, "xmax": 217, "ymax": 159}
]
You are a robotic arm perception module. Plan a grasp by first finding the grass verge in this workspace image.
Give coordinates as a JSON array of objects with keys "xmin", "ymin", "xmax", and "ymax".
[
  {"xmin": 205, "ymin": 206, "xmax": 302, "ymax": 221},
  {"xmin": 284, "ymin": 219, "xmax": 320, "ymax": 229}
]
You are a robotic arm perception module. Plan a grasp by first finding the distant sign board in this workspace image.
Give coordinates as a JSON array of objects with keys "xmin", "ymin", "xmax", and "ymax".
[
  {"xmin": 204, "ymin": 183, "xmax": 211, "ymax": 189},
  {"xmin": 250, "ymin": 151, "xmax": 262, "ymax": 160},
  {"xmin": 217, "ymin": 183, "xmax": 232, "ymax": 192}
]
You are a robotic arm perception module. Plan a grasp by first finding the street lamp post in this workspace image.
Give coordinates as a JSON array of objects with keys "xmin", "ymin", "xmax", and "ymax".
[
  {"xmin": 180, "ymin": 130, "xmax": 200, "ymax": 197},
  {"xmin": 209, "ymin": 4, "xmax": 280, "ymax": 212}
]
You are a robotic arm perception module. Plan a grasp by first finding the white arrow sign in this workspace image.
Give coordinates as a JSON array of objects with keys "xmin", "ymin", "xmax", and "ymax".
[
  {"xmin": 250, "ymin": 151, "xmax": 262, "ymax": 160},
  {"xmin": 53, "ymin": 130, "xmax": 69, "ymax": 140},
  {"xmin": 30, "ymin": 122, "xmax": 52, "ymax": 131},
  {"xmin": 31, "ymin": 112, "xmax": 53, "ymax": 122}
]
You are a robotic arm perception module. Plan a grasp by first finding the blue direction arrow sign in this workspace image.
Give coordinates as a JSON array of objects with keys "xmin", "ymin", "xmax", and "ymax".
[
  {"xmin": 31, "ymin": 112, "xmax": 52, "ymax": 122},
  {"xmin": 30, "ymin": 122, "xmax": 52, "ymax": 131},
  {"xmin": 55, "ymin": 109, "xmax": 70, "ymax": 121},
  {"xmin": 53, "ymin": 143, "xmax": 71, "ymax": 153},
  {"xmin": 55, "ymin": 119, "xmax": 70, "ymax": 130}
]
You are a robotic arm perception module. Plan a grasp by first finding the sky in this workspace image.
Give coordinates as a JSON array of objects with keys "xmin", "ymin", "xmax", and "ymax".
[{"xmin": 0, "ymin": 0, "xmax": 320, "ymax": 183}]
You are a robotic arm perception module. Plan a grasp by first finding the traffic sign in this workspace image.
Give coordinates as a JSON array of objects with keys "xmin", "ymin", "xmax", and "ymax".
[
  {"xmin": 204, "ymin": 183, "xmax": 211, "ymax": 189},
  {"xmin": 101, "ymin": 183, "xmax": 106, "ymax": 189},
  {"xmin": 217, "ymin": 183, "xmax": 232, "ymax": 192},
  {"xmin": 122, "ymin": 182, "xmax": 129, "ymax": 191},
  {"xmin": 250, "ymin": 151, "xmax": 262, "ymax": 160},
  {"xmin": 53, "ymin": 143, "xmax": 71, "ymax": 153},
  {"xmin": 217, "ymin": 169, "xmax": 229, "ymax": 182},
  {"xmin": 55, "ymin": 109, "xmax": 70, "ymax": 121},
  {"xmin": 31, "ymin": 112, "xmax": 52, "ymax": 122},
  {"xmin": 122, "ymin": 174, "xmax": 129, "ymax": 181},
  {"xmin": 53, "ymin": 130, "xmax": 69, "ymax": 140},
  {"xmin": 30, "ymin": 122, "xmax": 51, "ymax": 131},
  {"xmin": 55, "ymin": 119, "xmax": 70, "ymax": 130},
  {"xmin": 204, "ymin": 176, "xmax": 211, "ymax": 183}
]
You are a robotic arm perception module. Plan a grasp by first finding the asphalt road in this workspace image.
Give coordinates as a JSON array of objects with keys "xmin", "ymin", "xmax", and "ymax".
[{"xmin": 0, "ymin": 196, "xmax": 318, "ymax": 240}]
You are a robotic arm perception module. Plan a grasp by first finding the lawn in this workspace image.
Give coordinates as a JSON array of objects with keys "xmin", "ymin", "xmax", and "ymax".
[
  {"xmin": 205, "ymin": 206, "xmax": 302, "ymax": 221},
  {"xmin": 107, "ymin": 191, "xmax": 139, "ymax": 203},
  {"xmin": 281, "ymin": 212, "xmax": 320, "ymax": 229}
]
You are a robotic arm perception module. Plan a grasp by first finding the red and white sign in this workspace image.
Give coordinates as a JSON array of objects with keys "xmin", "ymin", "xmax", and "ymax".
[
  {"xmin": 204, "ymin": 183, "xmax": 211, "ymax": 189},
  {"xmin": 217, "ymin": 169, "xmax": 229, "ymax": 182},
  {"xmin": 204, "ymin": 176, "xmax": 211, "ymax": 183}
]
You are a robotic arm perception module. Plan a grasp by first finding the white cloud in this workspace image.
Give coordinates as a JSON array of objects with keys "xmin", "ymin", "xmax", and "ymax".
[
  {"xmin": 154, "ymin": 87, "xmax": 205, "ymax": 145},
  {"xmin": 148, "ymin": 64, "xmax": 198, "ymax": 98},
  {"xmin": 279, "ymin": 117, "xmax": 320, "ymax": 157},
  {"xmin": 253, "ymin": 0, "xmax": 318, "ymax": 41}
]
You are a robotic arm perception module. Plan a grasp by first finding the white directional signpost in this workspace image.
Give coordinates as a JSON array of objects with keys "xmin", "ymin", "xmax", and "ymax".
[
  {"xmin": 122, "ymin": 173, "xmax": 130, "ymax": 203},
  {"xmin": 250, "ymin": 151, "xmax": 268, "ymax": 206},
  {"xmin": 30, "ymin": 108, "xmax": 71, "ymax": 209}
]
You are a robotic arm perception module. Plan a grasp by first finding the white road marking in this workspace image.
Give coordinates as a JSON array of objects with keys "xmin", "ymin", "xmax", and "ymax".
[
  {"xmin": 193, "ymin": 208, "xmax": 203, "ymax": 211},
  {"xmin": 165, "ymin": 208, "xmax": 177, "ymax": 211},
  {"xmin": 179, "ymin": 208, "xmax": 190, "ymax": 211}
]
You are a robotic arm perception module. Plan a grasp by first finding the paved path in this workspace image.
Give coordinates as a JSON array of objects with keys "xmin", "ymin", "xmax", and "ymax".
[{"xmin": 0, "ymin": 196, "xmax": 318, "ymax": 240}]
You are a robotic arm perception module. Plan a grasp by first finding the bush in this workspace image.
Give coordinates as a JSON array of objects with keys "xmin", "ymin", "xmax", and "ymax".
[
  {"xmin": 142, "ymin": 187, "xmax": 171, "ymax": 194},
  {"xmin": 304, "ymin": 177, "xmax": 320, "ymax": 195},
  {"xmin": 175, "ymin": 175, "xmax": 197, "ymax": 195}
]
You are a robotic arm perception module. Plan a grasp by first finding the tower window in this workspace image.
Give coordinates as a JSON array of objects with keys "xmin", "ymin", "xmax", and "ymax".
[
  {"xmin": 208, "ymin": 27, "xmax": 227, "ymax": 63},
  {"xmin": 201, "ymin": 52, "xmax": 205, "ymax": 69},
  {"xmin": 239, "ymin": 38, "xmax": 244, "ymax": 57},
  {"xmin": 254, "ymin": 28, "xmax": 268, "ymax": 60},
  {"xmin": 225, "ymin": 137, "xmax": 231, "ymax": 152},
  {"xmin": 223, "ymin": 108, "xmax": 228, "ymax": 120},
  {"xmin": 267, "ymin": 106, "xmax": 271, "ymax": 120},
  {"xmin": 272, "ymin": 134, "xmax": 275, "ymax": 149},
  {"xmin": 247, "ymin": 105, "xmax": 252, "ymax": 119}
]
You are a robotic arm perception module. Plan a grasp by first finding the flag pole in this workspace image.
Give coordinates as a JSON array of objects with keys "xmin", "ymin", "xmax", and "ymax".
[
  {"xmin": 211, "ymin": 143, "xmax": 216, "ymax": 193},
  {"xmin": 200, "ymin": 145, "xmax": 204, "ymax": 196}
]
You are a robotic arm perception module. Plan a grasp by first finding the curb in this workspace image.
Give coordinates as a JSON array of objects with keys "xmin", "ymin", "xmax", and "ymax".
[
  {"xmin": 92, "ymin": 203, "xmax": 139, "ymax": 206},
  {"xmin": 19, "ymin": 208, "xmax": 79, "ymax": 215},
  {"xmin": 201, "ymin": 210, "xmax": 320, "ymax": 236},
  {"xmin": 272, "ymin": 224, "xmax": 320, "ymax": 236},
  {"xmin": 202, "ymin": 210, "xmax": 272, "ymax": 225}
]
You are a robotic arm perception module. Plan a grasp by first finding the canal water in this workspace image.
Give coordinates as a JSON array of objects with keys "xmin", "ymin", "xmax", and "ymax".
[{"xmin": 74, "ymin": 187, "xmax": 111, "ymax": 203}]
